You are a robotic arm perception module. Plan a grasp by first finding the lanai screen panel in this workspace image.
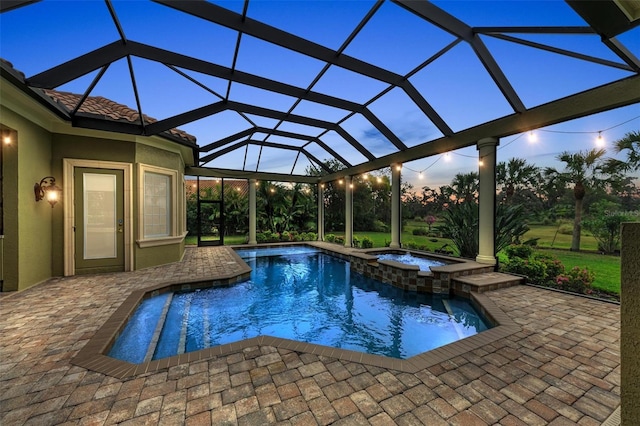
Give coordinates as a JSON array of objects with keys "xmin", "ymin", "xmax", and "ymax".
[{"xmin": 0, "ymin": 0, "xmax": 638, "ymax": 181}]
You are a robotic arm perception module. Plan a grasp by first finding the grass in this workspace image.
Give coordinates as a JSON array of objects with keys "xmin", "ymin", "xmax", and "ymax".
[
  {"xmin": 523, "ymin": 224, "xmax": 599, "ymax": 251},
  {"xmin": 541, "ymin": 249, "xmax": 620, "ymax": 294},
  {"xmin": 525, "ymin": 224, "xmax": 620, "ymax": 294}
]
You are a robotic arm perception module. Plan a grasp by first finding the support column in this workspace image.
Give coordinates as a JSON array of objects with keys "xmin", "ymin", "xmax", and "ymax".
[
  {"xmin": 248, "ymin": 179, "xmax": 257, "ymax": 244},
  {"xmin": 622, "ymin": 222, "xmax": 640, "ymax": 424},
  {"xmin": 476, "ymin": 137, "xmax": 498, "ymax": 265},
  {"xmin": 317, "ymin": 183, "xmax": 325, "ymax": 241},
  {"xmin": 390, "ymin": 164, "xmax": 401, "ymax": 248},
  {"xmin": 344, "ymin": 176, "xmax": 353, "ymax": 248}
]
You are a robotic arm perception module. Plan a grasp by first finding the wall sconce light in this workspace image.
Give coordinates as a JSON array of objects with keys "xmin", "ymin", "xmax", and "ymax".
[{"xmin": 34, "ymin": 176, "xmax": 62, "ymax": 208}]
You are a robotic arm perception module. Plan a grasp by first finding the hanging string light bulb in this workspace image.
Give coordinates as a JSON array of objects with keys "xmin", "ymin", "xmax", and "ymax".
[
  {"xmin": 596, "ymin": 131, "xmax": 605, "ymax": 147},
  {"xmin": 418, "ymin": 171, "xmax": 424, "ymax": 179},
  {"xmin": 528, "ymin": 131, "xmax": 537, "ymax": 143}
]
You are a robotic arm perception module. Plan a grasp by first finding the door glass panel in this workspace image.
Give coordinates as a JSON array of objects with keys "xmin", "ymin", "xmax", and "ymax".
[
  {"xmin": 199, "ymin": 202, "xmax": 221, "ymax": 244},
  {"xmin": 84, "ymin": 173, "xmax": 117, "ymax": 259}
]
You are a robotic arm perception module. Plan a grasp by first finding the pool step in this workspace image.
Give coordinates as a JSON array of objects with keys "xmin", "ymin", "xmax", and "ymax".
[
  {"xmin": 144, "ymin": 293, "xmax": 174, "ymax": 363},
  {"xmin": 178, "ymin": 295, "xmax": 193, "ymax": 355},
  {"xmin": 442, "ymin": 299, "xmax": 466, "ymax": 340},
  {"xmin": 451, "ymin": 272, "xmax": 523, "ymax": 296}
]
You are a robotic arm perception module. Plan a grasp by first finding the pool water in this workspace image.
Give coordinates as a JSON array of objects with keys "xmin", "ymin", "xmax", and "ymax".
[
  {"xmin": 109, "ymin": 248, "xmax": 490, "ymax": 363},
  {"xmin": 376, "ymin": 252, "xmax": 446, "ymax": 270}
]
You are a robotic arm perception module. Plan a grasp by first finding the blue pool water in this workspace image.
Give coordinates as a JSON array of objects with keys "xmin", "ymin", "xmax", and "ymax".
[
  {"xmin": 109, "ymin": 248, "xmax": 490, "ymax": 363},
  {"xmin": 376, "ymin": 252, "xmax": 447, "ymax": 270}
]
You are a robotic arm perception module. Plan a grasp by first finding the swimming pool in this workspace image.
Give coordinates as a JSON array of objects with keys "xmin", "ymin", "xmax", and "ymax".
[
  {"xmin": 376, "ymin": 251, "xmax": 447, "ymax": 270},
  {"xmin": 109, "ymin": 247, "xmax": 490, "ymax": 363}
]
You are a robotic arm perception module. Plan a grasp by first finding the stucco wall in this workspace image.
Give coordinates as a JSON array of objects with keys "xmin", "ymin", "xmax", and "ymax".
[
  {"xmin": 134, "ymin": 143, "xmax": 186, "ymax": 270},
  {"xmin": 51, "ymin": 134, "xmax": 136, "ymax": 276},
  {"xmin": 51, "ymin": 135, "xmax": 188, "ymax": 273},
  {"xmin": 0, "ymin": 107, "xmax": 53, "ymax": 291},
  {"xmin": 621, "ymin": 222, "xmax": 639, "ymax": 425}
]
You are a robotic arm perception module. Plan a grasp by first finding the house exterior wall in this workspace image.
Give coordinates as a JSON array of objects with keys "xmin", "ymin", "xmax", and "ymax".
[
  {"xmin": 1, "ymin": 88, "xmax": 191, "ymax": 291},
  {"xmin": 134, "ymin": 143, "xmax": 186, "ymax": 270},
  {"xmin": 0, "ymin": 106, "xmax": 53, "ymax": 291},
  {"xmin": 51, "ymin": 134, "xmax": 135, "ymax": 276},
  {"xmin": 51, "ymin": 135, "xmax": 188, "ymax": 274}
]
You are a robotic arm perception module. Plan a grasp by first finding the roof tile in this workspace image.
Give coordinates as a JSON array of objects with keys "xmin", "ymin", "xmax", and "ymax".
[{"xmin": 43, "ymin": 89, "xmax": 196, "ymax": 144}]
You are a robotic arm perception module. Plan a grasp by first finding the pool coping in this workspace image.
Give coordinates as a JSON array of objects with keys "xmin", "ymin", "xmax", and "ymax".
[{"xmin": 71, "ymin": 244, "xmax": 521, "ymax": 378}]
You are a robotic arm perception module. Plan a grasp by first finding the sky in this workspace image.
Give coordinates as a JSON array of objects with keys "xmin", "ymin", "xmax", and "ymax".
[{"xmin": 1, "ymin": 0, "xmax": 638, "ymax": 190}]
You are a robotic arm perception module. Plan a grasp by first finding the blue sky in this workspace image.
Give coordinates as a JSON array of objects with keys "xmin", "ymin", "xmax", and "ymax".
[{"xmin": 1, "ymin": 0, "xmax": 638, "ymax": 188}]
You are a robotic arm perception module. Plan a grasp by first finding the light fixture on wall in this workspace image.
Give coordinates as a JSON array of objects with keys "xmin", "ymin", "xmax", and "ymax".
[
  {"xmin": 34, "ymin": 176, "xmax": 62, "ymax": 208},
  {"xmin": 2, "ymin": 131, "xmax": 11, "ymax": 145}
]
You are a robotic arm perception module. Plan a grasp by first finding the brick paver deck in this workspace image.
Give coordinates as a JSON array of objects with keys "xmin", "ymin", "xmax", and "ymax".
[{"xmin": 0, "ymin": 246, "xmax": 620, "ymax": 425}]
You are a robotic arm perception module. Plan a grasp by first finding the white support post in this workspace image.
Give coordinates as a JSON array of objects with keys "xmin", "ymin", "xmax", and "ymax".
[
  {"xmin": 476, "ymin": 137, "xmax": 498, "ymax": 265},
  {"xmin": 390, "ymin": 164, "xmax": 401, "ymax": 249},
  {"xmin": 248, "ymin": 179, "xmax": 257, "ymax": 244},
  {"xmin": 344, "ymin": 176, "xmax": 353, "ymax": 248},
  {"xmin": 317, "ymin": 183, "xmax": 324, "ymax": 241}
]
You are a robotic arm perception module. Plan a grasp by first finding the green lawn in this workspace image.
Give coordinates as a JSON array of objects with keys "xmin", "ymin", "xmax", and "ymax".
[
  {"xmin": 524, "ymin": 225, "xmax": 620, "ymax": 294},
  {"xmin": 523, "ymin": 224, "xmax": 598, "ymax": 251},
  {"xmin": 541, "ymin": 249, "xmax": 620, "ymax": 294}
]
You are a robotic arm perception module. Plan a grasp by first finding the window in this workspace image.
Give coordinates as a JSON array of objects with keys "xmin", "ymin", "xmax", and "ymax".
[
  {"xmin": 137, "ymin": 164, "xmax": 185, "ymax": 247},
  {"xmin": 144, "ymin": 172, "xmax": 171, "ymax": 237}
]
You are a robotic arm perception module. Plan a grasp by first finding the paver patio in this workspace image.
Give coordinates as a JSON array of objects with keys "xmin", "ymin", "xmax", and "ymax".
[{"xmin": 0, "ymin": 246, "xmax": 620, "ymax": 425}]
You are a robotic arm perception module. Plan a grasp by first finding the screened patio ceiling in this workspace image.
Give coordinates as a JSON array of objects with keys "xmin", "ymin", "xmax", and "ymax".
[{"xmin": 1, "ymin": 0, "xmax": 639, "ymax": 183}]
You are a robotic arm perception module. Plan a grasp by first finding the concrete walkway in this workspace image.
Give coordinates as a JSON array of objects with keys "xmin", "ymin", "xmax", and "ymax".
[{"xmin": 0, "ymin": 246, "xmax": 620, "ymax": 425}]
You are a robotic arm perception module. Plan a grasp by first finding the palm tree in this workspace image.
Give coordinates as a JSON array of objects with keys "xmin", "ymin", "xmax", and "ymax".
[
  {"xmin": 612, "ymin": 130, "xmax": 640, "ymax": 171},
  {"xmin": 450, "ymin": 172, "xmax": 479, "ymax": 203},
  {"xmin": 555, "ymin": 148, "xmax": 607, "ymax": 251},
  {"xmin": 497, "ymin": 158, "xmax": 541, "ymax": 203}
]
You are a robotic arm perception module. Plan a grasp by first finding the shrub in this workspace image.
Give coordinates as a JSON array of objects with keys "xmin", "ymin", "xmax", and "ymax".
[
  {"xmin": 533, "ymin": 252, "xmax": 565, "ymax": 284},
  {"xmin": 425, "ymin": 215, "xmax": 437, "ymax": 231},
  {"xmin": 372, "ymin": 220, "xmax": 389, "ymax": 233},
  {"xmin": 558, "ymin": 224, "xmax": 573, "ymax": 235},
  {"xmin": 301, "ymin": 232, "xmax": 317, "ymax": 241},
  {"xmin": 335, "ymin": 236, "xmax": 345, "ymax": 244},
  {"xmin": 412, "ymin": 227, "xmax": 429, "ymax": 236},
  {"xmin": 505, "ymin": 244, "xmax": 534, "ymax": 260},
  {"xmin": 325, "ymin": 234, "xmax": 336, "ymax": 243},
  {"xmin": 361, "ymin": 236, "xmax": 374, "ymax": 249},
  {"xmin": 256, "ymin": 231, "xmax": 280, "ymax": 243},
  {"xmin": 583, "ymin": 213, "xmax": 625, "ymax": 254},
  {"xmin": 555, "ymin": 266, "xmax": 595, "ymax": 294},
  {"xmin": 502, "ymin": 257, "xmax": 547, "ymax": 286},
  {"xmin": 352, "ymin": 236, "xmax": 360, "ymax": 248},
  {"xmin": 281, "ymin": 231, "xmax": 292, "ymax": 241},
  {"xmin": 405, "ymin": 242, "xmax": 418, "ymax": 249},
  {"xmin": 440, "ymin": 202, "xmax": 530, "ymax": 259}
]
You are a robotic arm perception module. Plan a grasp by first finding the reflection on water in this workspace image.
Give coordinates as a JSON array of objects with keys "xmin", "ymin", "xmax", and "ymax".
[{"xmin": 109, "ymin": 251, "xmax": 490, "ymax": 363}]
